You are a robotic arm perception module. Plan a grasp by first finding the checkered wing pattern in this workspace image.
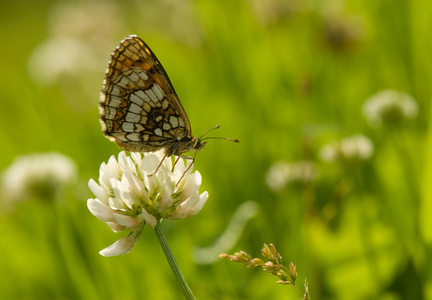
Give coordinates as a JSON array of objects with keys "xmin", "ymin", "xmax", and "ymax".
[{"xmin": 100, "ymin": 35, "xmax": 194, "ymax": 155}]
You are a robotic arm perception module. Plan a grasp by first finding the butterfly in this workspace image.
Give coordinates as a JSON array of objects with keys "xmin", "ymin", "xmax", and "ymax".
[{"xmin": 99, "ymin": 35, "xmax": 238, "ymax": 174}]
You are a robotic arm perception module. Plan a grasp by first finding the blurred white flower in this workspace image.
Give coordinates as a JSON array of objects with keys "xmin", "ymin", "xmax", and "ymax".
[
  {"xmin": 247, "ymin": 0, "xmax": 308, "ymax": 26},
  {"xmin": 318, "ymin": 0, "xmax": 365, "ymax": 51},
  {"xmin": 133, "ymin": 0, "xmax": 203, "ymax": 47},
  {"xmin": 1, "ymin": 152, "xmax": 78, "ymax": 204},
  {"xmin": 266, "ymin": 161, "xmax": 317, "ymax": 191},
  {"xmin": 28, "ymin": 37, "xmax": 98, "ymax": 85},
  {"xmin": 28, "ymin": 1, "xmax": 123, "ymax": 86},
  {"xmin": 88, "ymin": 150, "xmax": 208, "ymax": 256},
  {"xmin": 363, "ymin": 89, "xmax": 418, "ymax": 127},
  {"xmin": 48, "ymin": 1, "xmax": 122, "ymax": 40},
  {"xmin": 320, "ymin": 134, "xmax": 374, "ymax": 163}
]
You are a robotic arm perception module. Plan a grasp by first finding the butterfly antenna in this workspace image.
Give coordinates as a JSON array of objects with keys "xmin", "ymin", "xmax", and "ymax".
[
  {"xmin": 198, "ymin": 124, "xmax": 220, "ymax": 140},
  {"xmin": 200, "ymin": 125, "xmax": 240, "ymax": 143},
  {"xmin": 201, "ymin": 136, "xmax": 240, "ymax": 143}
]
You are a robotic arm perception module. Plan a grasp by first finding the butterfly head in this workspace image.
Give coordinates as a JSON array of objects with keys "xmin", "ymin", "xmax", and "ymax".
[
  {"xmin": 192, "ymin": 138, "xmax": 207, "ymax": 152},
  {"xmin": 169, "ymin": 125, "xmax": 238, "ymax": 157},
  {"xmin": 175, "ymin": 136, "xmax": 206, "ymax": 154}
]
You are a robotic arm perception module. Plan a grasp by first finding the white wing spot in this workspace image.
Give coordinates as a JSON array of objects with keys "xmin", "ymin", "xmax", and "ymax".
[
  {"xmin": 178, "ymin": 117, "xmax": 185, "ymax": 128},
  {"xmin": 108, "ymin": 95, "xmax": 122, "ymax": 108},
  {"xmin": 146, "ymin": 89, "xmax": 158, "ymax": 103},
  {"xmin": 126, "ymin": 113, "xmax": 141, "ymax": 123},
  {"xmin": 118, "ymin": 76, "xmax": 130, "ymax": 88},
  {"xmin": 122, "ymin": 122, "xmax": 134, "ymax": 132},
  {"xmin": 110, "ymin": 85, "xmax": 123, "ymax": 96},
  {"xmin": 163, "ymin": 123, "xmax": 171, "ymax": 130},
  {"xmin": 154, "ymin": 128, "xmax": 163, "ymax": 136},
  {"xmin": 128, "ymin": 71, "xmax": 139, "ymax": 82},
  {"xmin": 135, "ymin": 90, "xmax": 149, "ymax": 102},
  {"xmin": 169, "ymin": 116, "xmax": 178, "ymax": 128},
  {"xmin": 137, "ymin": 69, "xmax": 148, "ymax": 81},
  {"xmin": 152, "ymin": 84, "xmax": 165, "ymax": 99},
  {"xmin": 130, "ymin": 93, "xmax": 144, "ymax": 106},
  {"xmin": 126, "ymin": 133, "xmax": 141, "ymax": 142},
  {"xmin": 162, "ymin": 100, "xmax": 169, "ymax": 110},
  {"xmin": 107, "ymin": 107, "xmax": 117, "ymax": 119},
  {"xmin": 129, "ymin": 103, "xmax": 142, "ymax": 114}
]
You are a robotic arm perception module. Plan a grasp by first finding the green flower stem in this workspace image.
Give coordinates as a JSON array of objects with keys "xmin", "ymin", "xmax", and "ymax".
[{"xmin": 154, "ymin": 221, "xmax": 196, "ymax": 300}]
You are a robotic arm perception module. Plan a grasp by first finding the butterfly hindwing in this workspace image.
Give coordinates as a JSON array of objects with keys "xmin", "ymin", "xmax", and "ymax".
[{"xmin": 100, "ymin": 35, "xmax": 192, "ymax": 153}]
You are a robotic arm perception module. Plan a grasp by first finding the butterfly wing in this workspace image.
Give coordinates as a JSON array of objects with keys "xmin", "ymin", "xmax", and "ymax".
[{"xmin": 100, "ymin": 35, "xmax": 192, "ymax": 153}]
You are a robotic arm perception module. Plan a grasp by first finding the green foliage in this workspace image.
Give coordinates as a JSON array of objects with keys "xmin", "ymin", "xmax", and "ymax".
[{"xmin": 1, "ymin": 0, "xmax": 431, "ymax": 299}]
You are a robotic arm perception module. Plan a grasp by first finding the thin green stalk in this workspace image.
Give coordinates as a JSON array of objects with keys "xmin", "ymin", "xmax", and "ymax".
[{"xmin": 154, "ymin": 221, "xmax": 196, "ymax": 300}]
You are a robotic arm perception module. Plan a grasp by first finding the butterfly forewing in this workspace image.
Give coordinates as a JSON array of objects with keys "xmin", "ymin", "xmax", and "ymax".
[{"xmin": 100, "ymin": 35, "xmax": 193, "ymax": 154}]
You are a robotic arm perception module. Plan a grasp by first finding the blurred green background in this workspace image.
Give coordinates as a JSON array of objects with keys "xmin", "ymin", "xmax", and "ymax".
[{"xmin": 1, "ymin": 0, "xmax": 431, "ymax": 299}]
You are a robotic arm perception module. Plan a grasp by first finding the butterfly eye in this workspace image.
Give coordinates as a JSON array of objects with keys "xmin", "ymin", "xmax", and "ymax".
[{"xmin": 194, "ymin": 140, "xmax": 207, "ymax": 152}]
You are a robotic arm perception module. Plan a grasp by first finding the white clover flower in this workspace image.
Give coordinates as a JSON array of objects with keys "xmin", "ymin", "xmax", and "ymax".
[
  {"xmin": 1, "ymin": 152, "xmax": 77, "ymax": 204},
  {"xmin": 88, "ymin": 150, "xmax": 208, "ymax": 257},
  {"xmin": 320, "ymin": 134, "xmax": 374, "ymax": 163},
  {"xmin": 266, "ymin": 161, "xmax": 317, "ymax": 191},
  {"xmin": 363, "ymin": 89, "xmax": 418, "ymax": 127}
]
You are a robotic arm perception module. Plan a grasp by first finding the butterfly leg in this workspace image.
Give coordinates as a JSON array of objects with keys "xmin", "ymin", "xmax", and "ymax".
[
  {"xmin": 176, "ymin": 153, "xmax": 196, "ymax": 186},
  {"xmin": 148, "ymin": 153, "xmax": 168, "ymax": 177},
  {"xmin": 171, "ymin": 156, "xmax": 181, "ymax": 172}
]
